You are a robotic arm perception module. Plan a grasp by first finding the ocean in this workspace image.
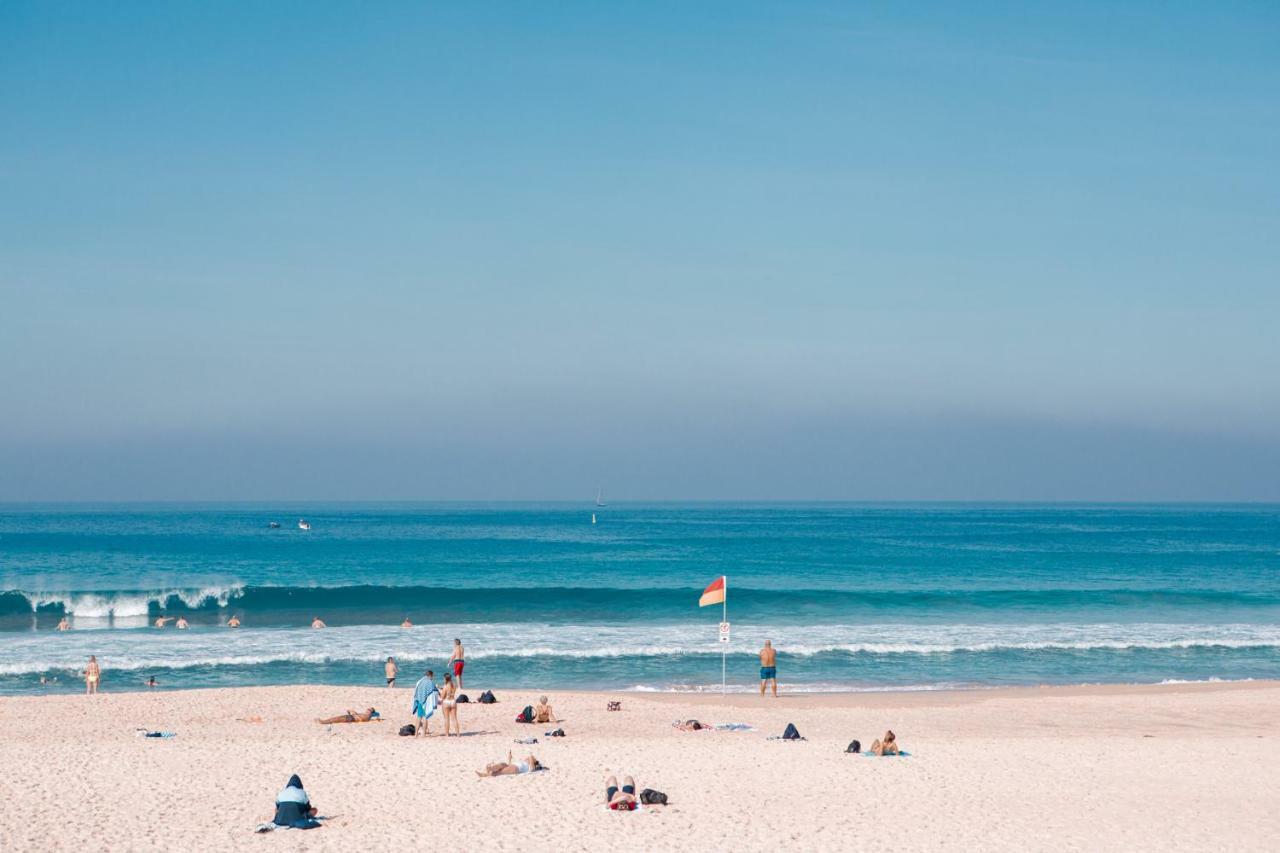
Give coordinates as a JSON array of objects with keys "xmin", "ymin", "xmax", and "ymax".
[{"xmin": 2, "ymin": 503, "xmax": 1278, "ymax": 695}]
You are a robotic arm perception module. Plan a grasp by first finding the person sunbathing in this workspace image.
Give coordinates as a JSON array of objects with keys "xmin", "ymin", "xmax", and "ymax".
[
  {"xmin": 475, "ymin": 750, "xmax": 542, "ymax": 777},
  {"xmin": 316, "ymin": 707, "xmax": 378, "ymax": 724},
  {"xmin": 673, "ymin": 719, "xmax": 705, "ymax": 731},
  {"xmin": 606, "ymin": 774, "xmax": 638, "ymax": 810},
  {"xmin": 870, "ymin": 729, "xmax": 900, "ymax": 755},
  {"xmin": 534, "ymin": 696, "xmax": 557, "ymax": 724}
]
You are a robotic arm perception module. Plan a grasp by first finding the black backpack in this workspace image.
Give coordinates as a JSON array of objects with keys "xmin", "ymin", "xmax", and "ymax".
[
  {"xmin": 457, "ymin": 694, "xmax": 469, "ymax": 703},
  {"xmin": 845, "ymin": 739, "xmax": 861, "ymax": 753},
  {"xmin": 478, "ymin": 690, "xmax": 497, "ymax": 704},
  {"xmin": 398, "ymin": 724, "xmax": 416, "ymax": 737},
  {"xmin": 516, "ymin": 705, "xmax": 534, "ymax": 723},
  {"xmin": 782, "ymin": 723, "xmax": 803, "ymax": 740},
  {"xmin": 639, "ymin": 788, "xmax": 668, "ymax": 805}
]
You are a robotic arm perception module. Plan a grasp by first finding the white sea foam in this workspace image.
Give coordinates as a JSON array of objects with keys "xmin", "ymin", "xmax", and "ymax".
[
  {"xmin": 19, "ymin": 585, "xmax": 243, "ymax": 620},
  {"xmin": 2, "ymin": 621, "xmax": 1279, "ymax": 677}
]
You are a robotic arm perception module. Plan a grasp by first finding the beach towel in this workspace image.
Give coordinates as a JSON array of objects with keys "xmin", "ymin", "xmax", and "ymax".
[
  {"xmin": 714, "ymin": 723, "xmax": 755, "ymax": 732},
  {"xmin": 863, "ymin": 750, "xmax": 911, "ymax": 757},
  {"xmin": 135, "ymin": 729, "xmax": 176, "ymax": 738},
  {"xmin": 413, "ymin": 677, "xmax": 439, "ymax": 719},
  {"xmin": 514, "ymin": 737, "xmax": 538, "ymax": 745}
]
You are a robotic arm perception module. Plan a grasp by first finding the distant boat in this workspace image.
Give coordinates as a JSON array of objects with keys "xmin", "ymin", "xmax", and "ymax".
[
  {"xmin": 298, "ymin": 519, "xmax": 311, "ymax": 531},
  {"xmin": 591, "ymin": 513, "xmax": 597, "ymax": 525},
  {"xmin": 595, "ymin": 488, "xmax": 606, "ymax": 507},
  {"xmin": 268, "ymin": 521, "xmax": 280, "ymax": 529}
]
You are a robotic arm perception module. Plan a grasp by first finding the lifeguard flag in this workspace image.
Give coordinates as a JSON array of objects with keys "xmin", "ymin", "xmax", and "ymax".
[{"xmin": 699, "ymin": 576, "xmax": 726, "ymax": 607}]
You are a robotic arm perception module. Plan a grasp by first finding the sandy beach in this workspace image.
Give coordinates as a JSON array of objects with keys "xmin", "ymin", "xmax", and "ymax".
[{"xmin": 2, "ymin": 680, "xmax": 1277, "ymax": 852}]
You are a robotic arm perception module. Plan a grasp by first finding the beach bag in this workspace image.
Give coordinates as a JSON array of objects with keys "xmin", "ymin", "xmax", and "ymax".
[
  {"xmin": 516, "ymin": 705, "xmax": 534, "ymax": 723},
  {"xmin": 479, "ymin": 690, "xmax": 497, "ymax": 704},
  {"xmin": 782, "ymin": 723, "xmax": 802, "ymax": 740},
  {"xmin": 398, "ymin": 724, "xmax": 416, "ymax": 737},
  {"xmin": 845, "ymin": 739, "xmax": 861, "ymax": 754},
  {"xmin": 457, "ymin": 694, "xmax": 469, "ymax": 703},
  {"xmin": 639, "ymin": 788, "xmax": 667, "ymax": 805},
  {"xmin": 607, "ymin": 701, "xmax": 622, "ymax": 711}
]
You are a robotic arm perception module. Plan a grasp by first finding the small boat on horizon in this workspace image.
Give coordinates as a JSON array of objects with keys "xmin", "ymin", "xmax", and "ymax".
[
  {"xmin": 268, "ymin": 521, "xmax": 280, "ymax": 529},
  {"xmin": 298, "ymin": 519, "xmax": 311, "ymax": 531},
  {"xmin": 595, "ymin": 488, "xmax": 606, "ymax": 507}
]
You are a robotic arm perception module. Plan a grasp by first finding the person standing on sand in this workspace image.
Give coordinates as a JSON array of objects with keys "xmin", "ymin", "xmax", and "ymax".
[
  {"xmin": 413, "ymin": 669, "xmax": 439, "ymax": 736},
  {"xmin": 385, "ymin": 656, "xmax": 399, "ymax": 687},
  {"xmin": 449, "ymin": 638, "xmax": 465, "ymax": 689},
  {"xmin": 760, "ymin": 640, "xmax": 778, "ymax": 697},
  {"xmin": 84, "ymin": 655, "xmax": 100, "ymax": 694},
  {"xmin": 440, "ymin": 672, "xmax": 461, "ymax": 736}
]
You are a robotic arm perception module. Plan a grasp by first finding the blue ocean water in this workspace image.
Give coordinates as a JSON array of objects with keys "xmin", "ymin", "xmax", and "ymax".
[{"xmin": 2, "ymin": 503, "xmax": 1278, "ymax": 695}]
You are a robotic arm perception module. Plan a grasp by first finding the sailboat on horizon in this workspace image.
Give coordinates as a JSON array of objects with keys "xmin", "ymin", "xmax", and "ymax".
[{"xmin": 595, "ymin": 488, "xmax": 606, "ymax": 507}]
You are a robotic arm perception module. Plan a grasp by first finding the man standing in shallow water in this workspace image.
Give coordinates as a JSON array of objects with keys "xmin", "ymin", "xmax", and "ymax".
[
  {"xmin": 449, "ymin": 638, "xmax": 465, "ymax": 689},
  {"xmin": 759, "ymin": 640, "xmax": 778, "ymax": 697}
]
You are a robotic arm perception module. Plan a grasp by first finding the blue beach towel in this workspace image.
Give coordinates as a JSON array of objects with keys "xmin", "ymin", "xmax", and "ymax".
[
  {"xmin": 863, "ymin": 750, "xmax": 911, "ymax": 757},
  {"xmin": 413, "ymin": 677, "xmax": 439, "ymax": 719}
]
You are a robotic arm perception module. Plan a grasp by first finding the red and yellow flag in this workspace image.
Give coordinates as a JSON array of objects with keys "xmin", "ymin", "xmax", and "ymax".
[{"xmin": 698, "ymin": 575, "xmax": 726, "ymax": 607}]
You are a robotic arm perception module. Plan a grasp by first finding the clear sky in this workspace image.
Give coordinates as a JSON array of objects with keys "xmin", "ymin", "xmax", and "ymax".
[{"xmin": 2, "ymin": 1, "xmax": 1277, "ymax": 501}]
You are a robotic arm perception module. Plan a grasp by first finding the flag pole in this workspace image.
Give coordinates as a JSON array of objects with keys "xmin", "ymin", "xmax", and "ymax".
[{"xmin": 721, "ymin": 575, "xmax": 727, "ymax": 696}]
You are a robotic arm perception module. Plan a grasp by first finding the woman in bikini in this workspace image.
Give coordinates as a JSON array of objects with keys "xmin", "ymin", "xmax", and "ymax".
[
  {"xmin": 84, "ymin": 655, "xmax": 101, "ymax": 695},
  {"xmin": 440, "ymin": 672, "xmax": 461, "ymax": 736},
  {"xmin": 475, "ymin": 750, "xmax": 541, "ymax": 777},
  {"xmin": 870, "ymin": 729, "xmax": 900, "ymax": 755},
  {"xmin": 534, "ymin": 696, "xmax": 557, "ymax": 724}
]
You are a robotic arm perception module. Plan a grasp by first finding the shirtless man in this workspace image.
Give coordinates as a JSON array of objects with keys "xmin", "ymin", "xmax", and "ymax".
[
  {"xmin": 175, "ymin": 616, "xmax": 189, "ymax": 629},
  {"xmin": 385, "ymin": 656, "xmax": 399, "ymax": 688},
  {"xmin": 154, "ymin": 616, "xmax": 173, "ymax": 628},
  {"xmin": 449, "ymin": 638, "xmax": 465, "ymax": 689},
  {"xmin": 226, "ymin": 615, "xmax": 241, "ymax": 628},
  {"xmin": 316, "ymin": 707, "xmax": 377, "ymax": 724},
  {"xmin": 311, "ymin": 616, "xmax": 327, "ymax": 629},
  {"xmin": 759, "ymin": 640, "xmax": 778, "ymax": 697},
  {"xmin": 56, "ymin": 617, "xmax": 71, "ymax": 631},
  {"xmin": 400, "ymin": 617, "xmax": 412, "ymax": 628},
  {"xmin": 84, "ymin": 656, "xmax": 101, "ymax": 695}
]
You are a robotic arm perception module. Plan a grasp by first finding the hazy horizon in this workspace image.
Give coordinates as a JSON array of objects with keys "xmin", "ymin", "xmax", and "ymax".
[{"xmin": 3, "ymin": 2, "xmax": 1277, "ymax": 502}]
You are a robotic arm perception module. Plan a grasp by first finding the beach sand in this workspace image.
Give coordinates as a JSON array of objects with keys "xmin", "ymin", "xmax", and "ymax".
[{"xmin": 2, "ymin": 681, "xmax": 1277, "ymax": 851}]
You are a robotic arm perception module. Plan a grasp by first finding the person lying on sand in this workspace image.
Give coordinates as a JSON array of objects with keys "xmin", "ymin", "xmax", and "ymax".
[
  {"xmin": 870, "ymin": 730, "xmax": 900, "ymax": 755},
  {"xmin": 534, "ymin": 696, "xmax": 557, "ymax": 724},
  {"xmin": 475, "ymin": 750, "xmax": 543, "ymax": 777},
  {"xmin": 606, "ymin": 774, "xmax": 638, "ymax": 810},
  {"xmin": 316, "ymin": 707, "xmax": 379, "ymax": 724},
  {"xmin": 673, "ymin": 719, "xmax": 705, "ymax": 731}
]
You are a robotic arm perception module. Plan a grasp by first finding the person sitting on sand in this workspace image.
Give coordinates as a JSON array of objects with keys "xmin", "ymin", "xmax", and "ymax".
[
  {"xmin": 475, "ymin": 750, "xmax": 542, "ymax": 777},
  {"xmin": 870, "ymin": 730, "xmax": 900, "ymax": 755},
  {"xmin": 272, "ymin": 774, "xmax": 321, "ymax": 830},
  {"xmin": 534, "ymin": 696, "xmax": 557, "ymax": 724},
  {"xmin": 606, "ymin": 774, "xmax": 638, "ymax": 810},
  {"xmin": 226, "ymin": 615, "xmax": 240, "ymax": 628},
  {"xmin": 316, "ymin": 707, "xmax": 379, "ymax": 724},
  {"xmin": 56, "ymin": 617, "xmax": 71, "ymax": 631},
  {"xmin": 673, "ymin": 719, "xmax": 705, "ymax": 731},
  {"xmin": 175, "ymin": 616, "xmax": 189, "ymax": 629},
  {"xmin": 311, "ymin": 616, "xmax": 326, "ymax": 629}
]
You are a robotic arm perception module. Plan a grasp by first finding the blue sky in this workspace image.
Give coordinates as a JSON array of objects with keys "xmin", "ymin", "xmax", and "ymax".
[{"xmin": 1, "ymin": 1, "xmax": 1277, "ymax": 500}]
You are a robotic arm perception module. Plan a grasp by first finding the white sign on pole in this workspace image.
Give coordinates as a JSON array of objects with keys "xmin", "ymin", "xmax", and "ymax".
[{"xmin": 719, "ymin": 621, "xmax": 730, "ymax": 643}]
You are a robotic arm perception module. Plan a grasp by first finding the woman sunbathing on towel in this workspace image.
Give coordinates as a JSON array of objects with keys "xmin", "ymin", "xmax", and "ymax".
[
  {"xmin": 606, "ymin": 774, "xmax": 638, "ymax": 810},
  {"xmin": 673, "ymin": 719, "xmax": 705, "ymax": 731},
  {"xmin": 870, "ymin": 730, "xmax": 899, "ymax": 755},
  {"xmin": 316, "ymin": 707, "xmax": 379, "ymax": 724},
  {"xmin": 475, "ymin": 750, "xmax": 542, "ymax": 777}
]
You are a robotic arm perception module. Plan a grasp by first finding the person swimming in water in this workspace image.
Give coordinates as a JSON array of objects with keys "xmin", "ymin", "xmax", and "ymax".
[
  {"xmin": 175, "ymin": 616, "xmax": 189, "ymax": 629},
  {"xmin": 226, "ymin": 615, "xmax": 241, "ymax": 628},
  {"xmin": 311, "ymin": 617, "xmax": 327, "ymax": 629}
]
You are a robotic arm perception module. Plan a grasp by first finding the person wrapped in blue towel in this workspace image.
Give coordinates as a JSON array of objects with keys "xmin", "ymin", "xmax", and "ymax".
[{"xmin": 413, "ymin": 669, "xmax": 439, "ymax": 737}]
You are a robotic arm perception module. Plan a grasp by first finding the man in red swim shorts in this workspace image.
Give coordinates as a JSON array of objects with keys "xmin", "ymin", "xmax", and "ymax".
[{"xmin": 449, "ymin": 638, "xmax": 465, "ymax": 689}]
